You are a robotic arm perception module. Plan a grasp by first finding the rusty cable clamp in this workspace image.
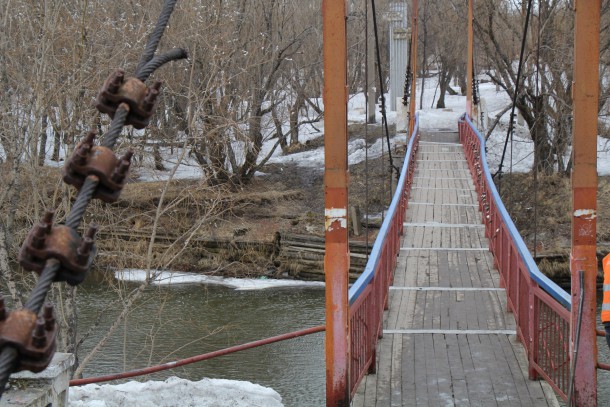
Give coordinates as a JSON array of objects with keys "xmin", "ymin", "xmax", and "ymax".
[
  {"xmin": 63, "ymin": 132, "xmax": 134, "ymax": 203},
  {"xmin": 0, "ymin": 300, "xmax": 57, "ymax": 373},
  {"xmin": 96, "ymin": 69, "xmax": 162, "ymax": 130},
  {"xmin": 19, "ymin": 211, "xmax": 97, "ymax": 286}
]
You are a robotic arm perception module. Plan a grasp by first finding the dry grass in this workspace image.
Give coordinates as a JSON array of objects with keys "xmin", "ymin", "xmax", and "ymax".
[{"xmin": 499, "ymin": 173, "xmax": 610, "ymax": 284}]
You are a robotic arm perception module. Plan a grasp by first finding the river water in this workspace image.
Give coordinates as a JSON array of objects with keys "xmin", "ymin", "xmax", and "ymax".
[{"xmin": 76, "ymin": 273, "xmax": 326, "ymax": 407}]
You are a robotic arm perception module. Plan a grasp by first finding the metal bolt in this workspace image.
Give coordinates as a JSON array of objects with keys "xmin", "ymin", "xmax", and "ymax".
[
  {"xmin": 32, "ymin": 319, "xmax": 46, "ymax": 348},
  {"xmin": 77, "ymin": 237, "xmax": 93, "ymax": 264},
  {"xmin": 33, "ymin": 211, "xmax": 54, "ymax": 248},
  {"xmin": 0, "ymin": 298, "xmax": 5, "ymax": 321},
  {"xmin": 74, "ymin": 144, "xmax": 90, "ymax": 166},
  {"xmin": 120, "ymin": 150, "xmax": 134, "ymax": 165},
  {"xmin": 83, "ymin": 131, "xmax": 96, "ymax": 147},
  {"xmin": 32, "ymin": 224, "xmax": 47, "ymax": 249},
  {"xmin": 43, "ymin": 304, "xmax": 55, "ymax": 331},
  {"xmin": 143, "ymin": 82, "xmax": 161, "ymax": 111},
  {"xmin": 108, "ymin": 70, "xmax": 125, "ymax": 94},
  {"xmin": 112, "ymin": 160, "xmax": 130, "ymax": 184},
  {"xmin": 85, "ymin": 224, "xmax": 98, "ymax": 240},
  {"xmin": 42, "ymin": 211, "xmax": 54, "ymax": 226}
]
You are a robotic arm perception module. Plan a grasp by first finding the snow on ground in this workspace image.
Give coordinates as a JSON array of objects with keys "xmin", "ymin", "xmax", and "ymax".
[
  {"xmin": 477, "ymin": 81, "xmax": 536, "ymax": 172},
  {"xmin": 133, "ymin": 92, "xmax": 406, "ymax": 182},
  {"xmin": 415, "ymin": 75, "xmax": 610, "ymax": 175},
  {"xmin": 69, "ymin": 376, "xmax": 283, "ymax": 407},
  {"xmin": 115, "ymin": 269, "xmax": 325, "ymax": 290}
]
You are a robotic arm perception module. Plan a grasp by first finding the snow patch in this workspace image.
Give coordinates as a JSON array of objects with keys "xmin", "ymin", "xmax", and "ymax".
[
  {"xmin": 69, "ymin": 376, "xmax": 283, "ymax": 407},
  {"xmin": 115, "ymin": 269, "xmax": 325, "ymax": 290}
]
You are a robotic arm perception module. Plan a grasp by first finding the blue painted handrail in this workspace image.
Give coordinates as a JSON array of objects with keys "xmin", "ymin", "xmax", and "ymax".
[
  {"xmin": 348, "ymin": 114, "xmax": 419, "ymax": 305},
  {"xmin": 462, "ymin": 114, "xmax": 571, "ymax": 309}
]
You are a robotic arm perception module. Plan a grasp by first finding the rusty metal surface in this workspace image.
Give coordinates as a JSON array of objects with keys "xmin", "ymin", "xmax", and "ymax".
[
  {"xmin": 0, "ymin": 305, "xmax": 57, "ymax": 374},
  {"xmin": 570, "ymin": 1, "xmax": 601, "ymax": 405},
  {"xmin": 323, "ymin": 0, "xmax": 350, "ymax": 405},
  {"xmin": 96, "ymin": 70, "xmax": 162, "ymax": 129},
  {"xmin": 19, "ymin": 212, "xmax": 97, "ymax": 286},
  {"xmin": 63, "ymin": 132, "xmax": 134, "ymax": 203}
]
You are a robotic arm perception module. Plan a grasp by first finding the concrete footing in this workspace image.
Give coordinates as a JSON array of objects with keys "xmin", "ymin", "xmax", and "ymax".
[{"xmin": 0, "ymin": 353, "xmax": 74, "ymax": 407}]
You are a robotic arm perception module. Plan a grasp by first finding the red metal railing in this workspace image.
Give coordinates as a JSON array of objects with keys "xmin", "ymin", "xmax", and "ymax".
[
  {"xmin": 70, "ymin": 325, "xmax": 325, "ymax": 386},
  {"xmin": 459, "ymin": 115, "xmax": 572, "ymax": 401},
  {"xmin": 347, "ymin": 115, "xmax": 420, "ymax": 397}
]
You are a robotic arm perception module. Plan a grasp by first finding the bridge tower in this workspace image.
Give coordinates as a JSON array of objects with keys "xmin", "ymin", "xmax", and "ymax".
[
  {"xmin": 323, "ymin": 0, "xmax": 350, "ymax": 406},
  {"xmin": 570, "ymin": 1, "xmax": 600, "ymax": 405}
]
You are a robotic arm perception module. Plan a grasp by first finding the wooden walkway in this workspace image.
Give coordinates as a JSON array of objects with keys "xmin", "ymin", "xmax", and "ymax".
[{"xmin": 352, "ymin": 130, "xmax": 559, "ymax": 407}]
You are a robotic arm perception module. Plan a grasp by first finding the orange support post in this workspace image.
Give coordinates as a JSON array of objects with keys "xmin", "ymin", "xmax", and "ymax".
[
  {"xmin": 408, "ymin": 0, "xmax": 419, "ymax": 135},
  {"xmin": 323, "ymin": 1, "xmax": 350, "ymax": 406},
  {"xmin": 570, "ymin": 1, "xmax": 600, "ymax": 405},
  {"xmin": 466, "ymin": 0, "xmax": 474, "ymax": 118}
]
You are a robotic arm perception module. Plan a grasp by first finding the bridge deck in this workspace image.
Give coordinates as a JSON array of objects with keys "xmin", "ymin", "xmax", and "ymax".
[{"xmin": 352, "ymin": 131, "xmax": 558, "ymax": 407}]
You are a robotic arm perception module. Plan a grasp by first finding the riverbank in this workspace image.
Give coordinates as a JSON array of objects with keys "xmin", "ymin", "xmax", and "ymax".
[
  {"xmin": 87, "ymin": 135, "xmax": 610, "ymax": 290},
  {"xmin": 85, "ymin": 124, "xmax": 405, "ymax": 282},
  {"xmin": 498, "ymin": 173, "xmax": 610, "ymax": 288}
]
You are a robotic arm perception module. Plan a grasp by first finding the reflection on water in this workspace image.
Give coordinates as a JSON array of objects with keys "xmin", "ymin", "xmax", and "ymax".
[{"xmin": 76, "ymin": 273, "xmax": 326, "ymax": 407}]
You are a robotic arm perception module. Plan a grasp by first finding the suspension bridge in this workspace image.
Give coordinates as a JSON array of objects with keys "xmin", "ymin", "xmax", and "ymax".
[{"xmin": 0, "ymin": 0, "xmax": 606, "ymax": 406}]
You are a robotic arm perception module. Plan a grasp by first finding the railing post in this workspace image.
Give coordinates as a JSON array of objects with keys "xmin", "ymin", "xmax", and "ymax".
[
  {"xmin": 528, "ymin": 288, "xmax": 539, "ymax": 380},
  {"xmin": 368, "ymin": 281, "xmax": 377, "ymax": 374},
  {"xmin": 323, "ymin": 0, "xmax": 350, "ymax": 405},
  {"xmin": 570, "ymin": 1, "xmax": 600, "ymax": 405}
]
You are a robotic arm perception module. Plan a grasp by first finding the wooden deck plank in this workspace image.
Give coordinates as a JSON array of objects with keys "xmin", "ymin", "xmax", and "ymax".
[
  {"xmin": 413, "ymin": 334, "xmax": 430, "ymax": 406},
  {"xmin": 363, "ymin": 372, "xmax": 378, "ymax": 407},
  {"xmin": 445, "ymin": 334, "xmax": 470, "ymax": 406},
  {"xmin": 463, "ymin": 334, "xmax": 498, "ymax": 406},
  {"xmin": 486, "ymin": 333, "xmax": 525, "ymax": 406},
  {"xmin": 501, "ymin": 334, "xmax": 552, "ymax": 406},
  {"xmin": 375, "ymin": 334, "xmax": 392, "ymax": 407},
  {"xmin": 423, "ymin": 333, "xmax": 441, "ymax": 406},
  {"xmin": 401, "ymin": 334, "xmax": 416, "ymax": 406},
  {"xmin": 390, "ymin": 334, "xmax": 402, "ymax": 406},
  {"xmin": 434, "ymin": 334, "xmax": 455, "ymax": 405}
]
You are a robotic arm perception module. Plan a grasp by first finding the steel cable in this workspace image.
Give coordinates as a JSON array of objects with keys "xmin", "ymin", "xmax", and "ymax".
[
  {"xmin": 137, "ymin": 48, "xmax": 189, "ymax": 82},
  {"xmin": 494, "ymin": 0, "xmax": 533, "ymax": 192},
  {"xmin": 0, "ymin": 348, "xmax": 18, "ymax": 394},
  {"xmin": 65, "ymin": 177, "xmax": 100, "ymax": 230},
  {"xmin": 567, "ymin": 270, "xmax": 585, "ymax": 406},
  {"xmin": 0, "ymin": 0, "xmax": 183, "ymax": 397},
  {"xmin": 135, "ymin": 0, "xmax": 178, "ymax": 76},
  {"xmin": 371, "ymin": 0, "xmax": 400, "ymax": 180},
  {"xmin": 100, "ymin": 105, "xmax": 129, "ymax": 149},
  {"xmin": 23, "ymin": 260, "xmax": 61, "ymax": 313}
]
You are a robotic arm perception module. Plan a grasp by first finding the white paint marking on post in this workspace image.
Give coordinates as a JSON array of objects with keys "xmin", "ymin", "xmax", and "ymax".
[{"xmin": 325, "ymin": 207, "xmax": 347, "ymax": 231}]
